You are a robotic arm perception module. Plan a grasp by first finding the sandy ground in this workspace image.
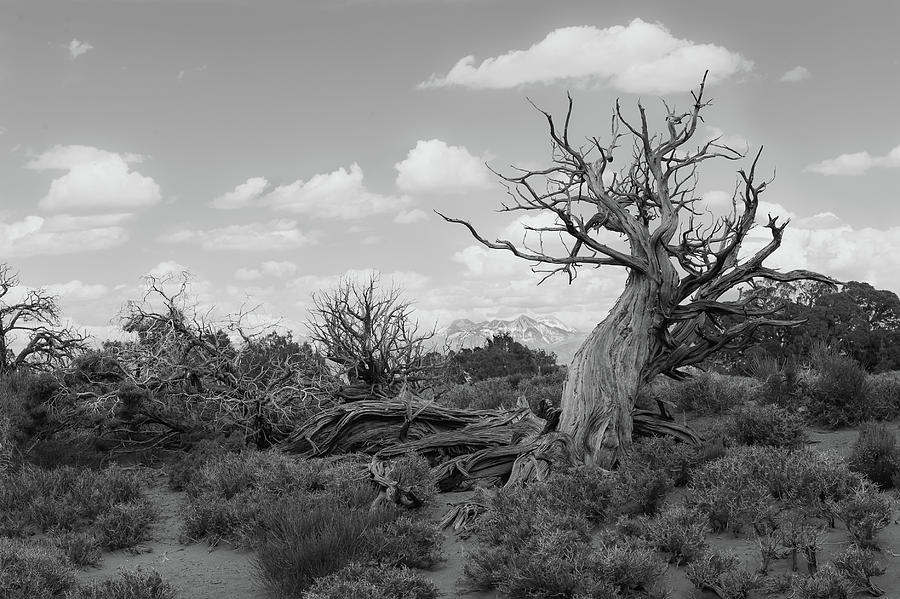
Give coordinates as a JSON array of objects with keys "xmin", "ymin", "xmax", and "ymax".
[
  {"xmin": 75, "ymin": 469, "xmax": 267, "ymax": 599},
  {"xmin": 71, "ymin": 428, "xmax": 900, "ymax": 599}
]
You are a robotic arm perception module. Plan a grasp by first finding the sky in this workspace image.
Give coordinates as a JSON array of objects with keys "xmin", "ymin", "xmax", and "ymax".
[{"xmin": 1, "ymin": 0, "xmax": 899, "ymax": 342}]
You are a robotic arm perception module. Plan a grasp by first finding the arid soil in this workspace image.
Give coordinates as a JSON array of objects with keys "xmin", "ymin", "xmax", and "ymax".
[{"xmin": 73, "ymin": 425, "xmax": 900, "ymax": 599}]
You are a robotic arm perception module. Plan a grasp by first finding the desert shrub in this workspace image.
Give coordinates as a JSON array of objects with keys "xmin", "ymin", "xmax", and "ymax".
[
  {"xmin": 688, "ymin": 446, "xmax": 863, "ymax": 533},
  {"xmin": 166, "ymin": 437, "xmax": 241, "ymax": 491},
  {"xmin": 181, "ymin": 451, "xmax": 376, "ymax": 544},
  {"xmin": 685, "ymin": 550, "xmax": 759, "ymax": 599},
  {"xmin": 832, "ymin": 545, "xmax": 885, "ymax": 596},
  {"xmin": 835, "ymin": 481, "xmax": 893, "ymax": 547},
  {"xmin": 439, "ymin": 377, "xmax": 521, "ymax": 410},
  {"xmin": 807, "ymin": 349, "xmax": 870, "ymax": 428},
  {"xmin": 467, "ymin": 525, "xmax": 666, "ymax": 599},
  {"xmin": 544, "ymin": 463, "xmax": 615, "ymax": 523},
  {"xmin": 0, "ymin": 370, "xmax": 61, "ymax": 449},
  {"xmin": 46, "ymin": 531, "xmax": 102, "ymax": 567},
  {"xmin": 727, "ymin": 403, "xmax": 807, "ymax": 449},
  {"xmin": 865, "ymin": 371, "xmax": 900, "ymax": 421},
  {"xmin": 366, "ymin": 516, "xmax": 443, "ymax": 569},
  {"xmin": 302, "ymin": 562, "xmax": 439, "ymax": 599},
  {"xmin": 789, "ymin": 564, "xmax": 853, "ymax": 599},
  {"xmin": 749, "ymin": 355, "xmax": 803, "ymax": 407},
  {"xmin": 94, "ymin": 499, "xmax": 158, "ymax": 550},
  {"xmin": 630, "ymin": 436, "xmax": 703, "ymax": 486},
  {"xmin": 0, "ymin": 537, "xmax": 76, "ymax": 599},
  {"xmin": 645, "ymin": 504, "xmax": 708, "ymax": 564},
  {"xmin": 848, "ymin": 422, "xmax": 900, "ymax": 489},
  {"xmin": 665, "ymin": 372, "xmax": 750, "ymax": 414},
  {"xmin": 253, "ymin": 496, "xmax": 397, "ymax": 596},
  {"xmin": 515, "ymin": 370, "xmax": 565, "ymax": 409},
  {"xmin": 0, "ymin": 464, "xmax": 146, "ymax": 537},
  {"xmin": 385, "ymin": 453, "xmax": 437, "ymax": 506},
  {"xmin": 612, "ymin": 460, "xmax": 673, "ymax": 517},
  {"xmin": 67, "ymin": 569, "xmax": 177, "ymax": 599}
]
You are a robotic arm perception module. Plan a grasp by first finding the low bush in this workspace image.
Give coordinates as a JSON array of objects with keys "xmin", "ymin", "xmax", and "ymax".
[
  {"xmin": 865, "ymin": 371, "xmax": 900, "ymax": 421},
  {"xmin": 253, "ymin": 496, "xmax": 397, "ymax": 596},
  {"xmin": 180, "ymin": 451, "xmax": 377, "ymax": 544},
  {"xmin": 367, "ymin": 516, "xmax": 443, "ymax": 569},
  {"xmin": 46, "ymin": 531, "xmax": 102, "ymax": 567},
  {"xmin": 302, "ymin": 563, "xmax": 439, "ymax": 599},
  {"xmin": 645, "ymin": 504, "xmax": 708, "ymax": 565},
  {"xmin": 789, "ymin": 564, "xmax": 854, "ymax": 599},
  {"xmin": 685, "ymin": 550, "xmax": 759, "ymax": 599},
  {"xmin": 385, "ymin": 453, "xmax": 437, "ymax": 506},
  {"xmin": 0, "ymin": 537, "xmax": 76, "ymax": 599},
  {"xmin": 806, "ymin": 349, "xmax": 870, "ymax": 428},
  {"xmin": 630, "ymin": 436, "xmax": 702, "ymax": 487},
  {"xmin": 727, "ymin": 403, "xmax": 807, "ymax": 449},
  {"xmin": 67, "ymin": 569, "xmax": 177, "ymax": 599},
  {"xmin": 440, "ymin": 377, "xmax": 521, "ymax": 410},
  {"xmin": 664, "ymin": 372, "xmax": 751, "ymax": 415},
  {"xmin": 94, "ymin": 499, "xmax": 158, "ymax": 550},
  {"xmin": 847, "ymin": 422, "xmax": 900, "ymax": 489},
  {"xmin": 0, "ymin": 464, "xmax": 148, "ymax": 537},
  {"xmin": 612, "ymin": 461, "xmax": 673, "ymax": 517},
  {"xmin": 166, "ymin": 438, "xmax": 241, "ymax": 491},
  {"xmin": 835, "ymin": 481, "xmax": 893, "ymax": 547},
  {"xmin": 833, "ymin": 545, "xmax": 885, "ymax": 596}
]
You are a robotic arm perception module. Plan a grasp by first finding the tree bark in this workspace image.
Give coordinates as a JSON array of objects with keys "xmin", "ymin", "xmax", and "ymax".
[{"xmin": 559, "ymin": 272, "xmax": 660, "ymax": 467}]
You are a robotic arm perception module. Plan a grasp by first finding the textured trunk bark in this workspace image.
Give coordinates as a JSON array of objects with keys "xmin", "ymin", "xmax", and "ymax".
[{"xmin": 558, "ymin": 272, "xmax": 659, "ymax": 467}]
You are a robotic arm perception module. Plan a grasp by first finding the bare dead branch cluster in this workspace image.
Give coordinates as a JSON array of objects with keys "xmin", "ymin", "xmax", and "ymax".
[
  {"xmin": 438, "ymin": 74, "xmax": 837, "ymax": 378},
  {"xmin": 0, "ymin": 264, "xmax": 88, "ymax": 374},
  {"xmin": 49, "ymin": 272, "xmax": 339, "ymax": 451},
  {"xmin": 306, "ymin": 273, "xmax": 442, "ymax": 398}
]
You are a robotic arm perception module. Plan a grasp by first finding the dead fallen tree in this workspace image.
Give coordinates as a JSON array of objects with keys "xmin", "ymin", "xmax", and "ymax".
[{"xmin": 279, "ymin": 393, "xmax": 701, "ymax": 498}]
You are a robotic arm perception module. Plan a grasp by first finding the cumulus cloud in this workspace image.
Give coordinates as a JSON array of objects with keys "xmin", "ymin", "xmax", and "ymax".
[
  {"xmin": 779, "ymin": 66, "xmax": 811, "ymax": 83},
  {"xmin": 162, "ymin": 220, "xmax": 319, "ymax": 250},
  {"xmin": 27, "ymin": 145, "xmax": 162, "ymax": 211},
  {"xmin": 805, "ymin": 145, "xmax": 900, "ymax": 176},
  {"xmin": 211, "ymin": 164, "xmax": 412, "ymax": 219},
  {"xmin": 419, "ymin": 19, "xmax": 752, "ymax": 94},
  {"xmin": 0, "ymin": 213, "xmax": 129, "ymax": 257},
  {"xmin": 395, "ymin": 139, "xmax": 493, "ymax": 193},
  {"xmin": 44, "ymin": 280, "xmax": 109, "ymax": 301},
  {"xmin": 394, "ymin": 209, "xmax": 429, "ymax": 224},
  {"xmin": 67, "ymin": 39, "xmax": 93, "ymax": 60},
  {"xmin": 211, "ymin": 177, "xmax": 269, "ymax": 209}
]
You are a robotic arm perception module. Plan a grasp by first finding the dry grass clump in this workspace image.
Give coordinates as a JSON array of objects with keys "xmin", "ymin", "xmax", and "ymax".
[
  {"xmin": 0, "ymin": 537, "xmax": 76, "ymax": 598},
  {"xmin": 67, "ymin": 569, "xmax": 177, "ymax": 599},
  {"xmin": 726, "ymin": 403, "xmax": 807, "ymax": 449},
  {"xmin": 848, "ymin": 422, "xmax": 900, "ymax": 489},
  {"xmin": 655, "ymin": 372, "xmax": 753, "ymax": 415},
  {"xmin": 302, "ymin": 563, "xmax": 439, "ymax": 599}
]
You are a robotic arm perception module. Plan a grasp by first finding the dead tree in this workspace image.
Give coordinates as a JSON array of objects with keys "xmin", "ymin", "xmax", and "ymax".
[
  {"xmin": 0, "ymin": 264, "xmax": 88, "ymax": 375},
  {"xmin": 438, "ymin": 75, "xmax": 836, "ymax": 467},
  {"xmin": 306, "ymin": 273, "xmax": 440, "ymax": 399},
  {"xmin": 57, "ymin": 272, "xmax": 336, "ymax": 450}
]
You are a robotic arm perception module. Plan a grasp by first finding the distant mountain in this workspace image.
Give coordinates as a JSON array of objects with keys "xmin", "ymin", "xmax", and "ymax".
[{"xmin": 438, "ymin": 314, "xmax": 587, "ymax": 364}]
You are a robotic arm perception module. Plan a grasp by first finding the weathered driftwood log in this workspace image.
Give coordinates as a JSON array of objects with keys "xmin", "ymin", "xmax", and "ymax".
[{"xmin": 279, "ymin": 396, "xmax": 701, "ymax": 497}]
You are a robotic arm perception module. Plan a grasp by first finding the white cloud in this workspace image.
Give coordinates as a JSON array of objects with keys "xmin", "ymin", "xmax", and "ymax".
[
  {"xmin": 265, "ymin": 163, "xmax": 412, "ymax": 219},
  {"xmin": 394, "ymin": 209, "xmax": 429, "ymax": 224},
  {"xmin": 0, "ymin": 214, "xmax": 128, "ymax": 257},
  {"xmin": 147, "ymin": 261, "xmax": 189, "ymax": 279},
  {"xmin": 67, "ymin": 39, "xmax": 93, "ymax": 60},
  {"xmin": 419, "ymin": 19, "xmax": 752, "ymax": 93},
  {"xmin": 261, "ymin": 260, "xmax": 298, "ymax": 278},
  {"xmin": 211, "ymin": 177, "xmax": 269, "ymax": 209},
  {"xmin": 162, "ymin": 220, "xmax": 319, "ymax": 250},
  {"xmin": 395, "ymin": 139, "xmax": 493, "ymax": 193},
  {"xmin": 211, "ymin": 164, "xmax": 413, "ymax": 219},
  {"xmin": 44, "ymin": 280, "xmax": 109, "ymax": 301},
  {"xmin": 234, "ymin": 268, "xmax": 263, "ymax": 281},
  {"xmin": 779, "ymin": 66, "xmax": 811, "ymax": 83},
  {"xmin": 805, "ymin": 145, "xmax": 900, "ymax": 176},
  {"xmin": 27, "ymin": 145, "xmax": 162, "ymax": 211}
]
